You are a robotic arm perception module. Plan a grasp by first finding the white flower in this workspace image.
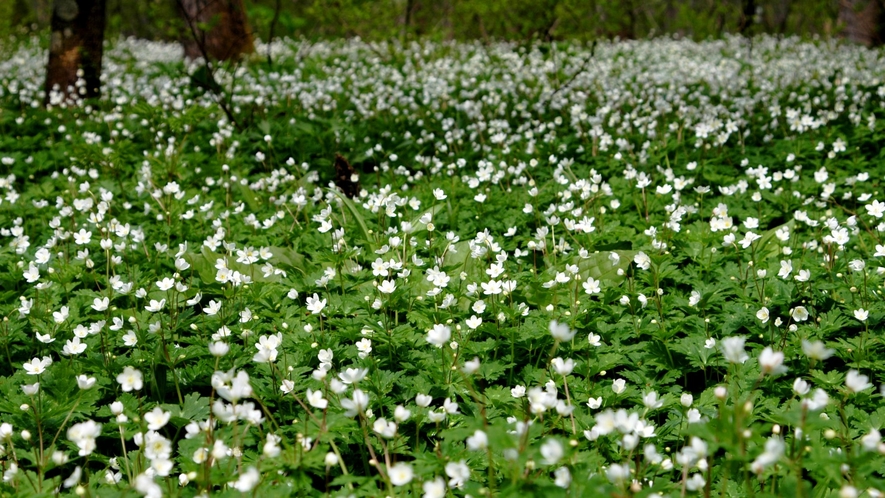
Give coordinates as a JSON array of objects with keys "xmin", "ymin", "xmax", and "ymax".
[
  {"xmin": 443, "ymin": 397, "xmax": 459, "ymax": 414},
  {"xmin": 208, "ymin": 342, "xmax": 229, "ymax": 357},
  {"xmin": 338, "ymin": 367, "xmax": 368, "ymax": 384},
  {"xmin": 801, "ymin": 389, "xmax": 830, "ymax": 411},
  {"xmin": 751, "ymin": 437, "xmax": 785, "ymax": 474},
  {"xmin": 67, "ymin": 420, "xmax": 101, "ymax": 456},
  {"xmin": 373, "ymin": 417, "xmax": 397, "ymax": 438},
  {"xmin": 186, "ymin": 293, "xmax": 202, "ymax": 306},
  {"xmin": 73, "ymin": 229, "xmax": 92, "ymax": 245},
  {"xmin": 204, "ymin": 299, "xmax": 222, "ymax": 315},
  {"xmin": 377, "ymin": 280, "xmax": 396, "ymax": 294},
  {"xmin": 144, "ymin": 407, "xmax": 171, "ymax": 431},
  {"xmin": 686, "ymin": 473, "xmax": 706, "ymax": 491},
  {"xmin": 865, "ymin": 200, "xmax": 885, "ymax": 218},
  {"xmin": 756, "ymin": 307, "xmax": 769, "ymax": 323},
  {"xmin": 231, "ymin": 467, "xmax": 260, "ymax": 492},
  {"xmin": 423, "ymin": 477, "xmax": 446, "ymax": 498},
  {"xmin": 212, "ymin": 369, "xmax": 253, "ymax": 403},
  {"xmin": 720, "ymin": 336, "xmax": 748, "ymax": 364},
  {"xmin": 739, "ymin": 231, "xmax": 761, "ymax": 248},
  {"xmin": 279, "ymin": 380, "xmax": 294, "ymax": 394},
  {"xmin": 854, "ymin": 308, "xmax": 869, "ymax": 322},
  {"xmin": 318, "ymin": 348, "xmax": 333, "ymax": 364},
  {"xmin": 117, "ymin": 366, "xmax": 143, "ymax": 392},
  {"xmin": 62, "ymin": 337, "xmax": 87, "ymax": 356},
  {"xmin": 462, "ymin": 357, "xmax": 481, "ymax": 375},
  {"xmin": 554, "ymin": 466, "xmax": 571, "ymax": 488},
  {"xmin": 612, "ymin": 378, "xmax": 627, "ymax": 394},
  {"xmin": 790, "ymin": 306, "xmax": 809, "ymax": 322},
  {"xmin": 53, "ymin": 306, "xmax": 69, "ymax": 324},
  {"xmin": 356, "ymin": 338, "xmax": 372, "ymax": 359},
  {"xmin": 388, "ymin": 462, "xmax": 413, "ymax": 486},
  {"xmin": 465, "ymin": 315, "xmax": 482, "ymax": 330},
  {"xmin": 540, "ymin": 438, "xmax": 564, "ymax": 465},
  {"xmin": 840, "ymin": 486, "xmax": 859, "ymax": 498},
  {"xmin": 145, "ymin": 299, "xmax": 166, "ymax": 313},
  {"xmin": 846, "ymin": 370, "xmax": 872, "ymax": 393},
  {"xmin": 76, "ymin": 375, "xmax": 96, "ymax": 390},
  {"xmin": 23, "ymin": 264, "xmax": 39, "ymax": 283},
  {"xmin": 551, "ymin": 357, "xmax": 575, "ymax": 376},
  {"xmin": 426, "ymin": 324, "xmax": 452, "ymax": 347},
  {"xmin": 466, "ymin": 430, "xmax": 488, "ymax": 450},
  {"xmin": 155, "ymin": 277, "xmax": 175, "ymax": 291},
  {"xmin": 23, "ymin": 357, "xmax": 49, "ymax": 375},
  {"xmin": 549, "ymin": 320, "xmax": 575, "ymax": 341},
  {"xmin": 63, "ymin": 466, "xmax": 81, "ymax": 488},
  {"xmin": 634, "ymin": 251, "xmax": 651, "ymax": 270},
  {"xmin": 758, "ymin": 347, "xmax": 787, "ymax": 375},
  {"xmin": 307, "ymin": 389, "xmax": 328, "ymax": 409},
  {"xmin": 861, "ymin": 429, "xmax": 881, "ymax": 451},
  {"xmin": 801, "ymin": 340, "xmax": 834, "ymax": 360},
  {"xmin": 642, "ymin": 391, "xmax": 663, "ymax": 410},
  {"xmin": 605, "ymin": 463, "xmax": 630, "ymax": 484},
  {"xmin": 394, "ymin": 405, "xmax": 411, "ymax": 422},
  {"xmin": 341, "ymin": 389, "xmax": 369, "ymax": 417},
  {"xmin": 588, "ymin": 333, "xmax": 602, "ymax": 346},
  {"xmin": 122, "ymin": 330, "xmax": 138, "ymax": 347},
  {"xmin": 583, "ymin": 277, "xmax": 601, "ymax": 294},
  {"xmin": 778, "ymin": 260, "xmax": 792, "ymax": 279},
  {"xmin": 306, "ymin": 293, "xmax": 326, "ymax": 314}
]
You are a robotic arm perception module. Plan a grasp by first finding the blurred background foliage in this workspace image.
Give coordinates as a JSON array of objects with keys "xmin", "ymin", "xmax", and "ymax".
[{"xmin": 0, "ymin": 0, "xmax": 851, "ymax": 44}]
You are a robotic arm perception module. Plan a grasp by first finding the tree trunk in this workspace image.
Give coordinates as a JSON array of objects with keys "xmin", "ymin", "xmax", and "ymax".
[
  {"xmin": 34, "ymin": 0, "xmax": 53, "ymax": 27},
  {"xmin": 740, "ymin": 0, "xmax": 756, "ymax": 34},
  {"xmin": 179, "ymin": 0, "xmax": 254, "ymax": 61},
  {"xmin": 11, "ymin": 0, "xmax": 31, "ymax": 28},
  {"xmin": 44, "ymin": 0, "xmax": 106, "ymax": 106},
  {"xmin": 839, "ymin": 0, "xmax": 884, "ymax": 46},
  {"xmin": 772, "ymin": 0, "xmax": 791, "ymax": 34}
]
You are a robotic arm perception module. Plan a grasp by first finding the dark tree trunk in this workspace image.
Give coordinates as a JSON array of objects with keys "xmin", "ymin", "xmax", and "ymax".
[
  {"xmin": 840, "ymin": 0, "xmax": 884, "ymax": 46},
  {"xmin": 11, "ymin": 0, "xmax": 31, "ymax": 28},
  {"xmin": 403, "ymin": 0, "xmax": 414, "ymax": 41},
  {"xmin": 179, "ymin": 0, "xmax": 254, "ymax": 61},
  {"xmin": 44, "ymin": 0, "xmax": 106, "ymax": 106},
  {"xmin": 772, "ymin": 0, "xmax": 791, "ymax": 34},
  {"xmin": 740, "ymin": 0, "xmax": 756, "ymax": 34},
  {"xmin": 34, "ymin": 0, "xmax": 52, "ymax": 26}
]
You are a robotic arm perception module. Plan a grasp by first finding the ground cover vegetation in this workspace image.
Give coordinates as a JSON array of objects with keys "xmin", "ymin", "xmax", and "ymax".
[{"xmin": 0, "ymin": 34, "xmax": 884, "ymax": 497}]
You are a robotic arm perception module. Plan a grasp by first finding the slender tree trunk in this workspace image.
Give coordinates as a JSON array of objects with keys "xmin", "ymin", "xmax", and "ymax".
[
  {"xmin": 11, "ymin": 0, "xmax": 31, "ymax": 28},
  {"xmin": 740, "ymin": 0, "xmax": 756, "ymax": 34},
  {"xmin": 35, "ymin": 0, "xmax": 52, "ymax": 26},
  {"xmin": 840, "ymin": 0, "xmax": 884, "ymax": 46},
  {"xmin": 179, "ymin": 0, "xmax": 254, "ymax": 61},
  {"xmin": 44, "ymin": 0, "xmax": 106, "ymax": 106},
  {"xmin": 772, "ymin": 0, "xmax": 791, "ymax": 34},
  {"xmin": 403, "ymin": 0, "xmax": 414, "ymax": 41}
]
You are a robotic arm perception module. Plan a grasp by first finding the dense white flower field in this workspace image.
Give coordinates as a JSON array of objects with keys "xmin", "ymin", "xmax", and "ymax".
[{"xmin": 0, "ymin": 34, "xmax": 883, "ymax": 497}]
